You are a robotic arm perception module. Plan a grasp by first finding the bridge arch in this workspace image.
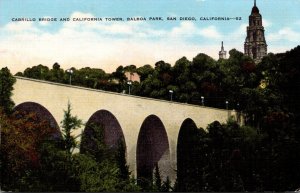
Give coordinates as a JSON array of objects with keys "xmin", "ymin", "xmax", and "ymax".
[
  {"xmin": 13, "ymin": 102, "xmax": 60, "ymax": 132},
  {"xmin": 12, "ymin": 77, "xmax": 233, "ymax": 183},
  {"xmin": 177, "ymin": 118, "xmax": 201, "ymax": 191},
  {"xmin": 177, "ymin": 118, "xmax": 198, "ymax": 151},
  {"xmin": 80, "ymin": 110, "xmax": 126, "ymax": 156},
  {"xmin": 136, "ymin": 114, "xmax": 170, "ymax": 184}
]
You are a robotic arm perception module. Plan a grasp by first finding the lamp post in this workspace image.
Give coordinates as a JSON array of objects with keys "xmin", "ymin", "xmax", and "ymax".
[
  {"xmin": 236, "ymin": 102, "xmax": 241, "ymax": 123},
  {"xmin": 169, "ymin": 90, "xmax": 173, "ymax": 101},
  {"xmin": 66, "ymin": 69, "xmax": 73, "ymax": 85},
  {"xmin": 85, "ymin": 75, "xmax": 89, "ymax": 87},
  {"xmin": 201, "ymin": 96, "xmax": 205, "ymax": 106},
  {"xmin": 127, "ymin": 81, "xmax": 132, "ymax": 95},
  {"xmin": 226, "ymin": 100, "xmax": 230, "ymax": 119}
]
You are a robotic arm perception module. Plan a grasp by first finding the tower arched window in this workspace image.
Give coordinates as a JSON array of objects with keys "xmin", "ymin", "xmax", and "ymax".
[
  {"xmin": 253, "ymin": 32, "xmax": 257, "ymax": 41},
  {"xmin": 252, "ymin": 47, "xmax": 257, "ymax": 59}
]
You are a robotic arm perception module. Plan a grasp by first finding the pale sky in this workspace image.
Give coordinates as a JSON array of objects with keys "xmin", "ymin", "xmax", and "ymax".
[{"xmin": 0, "ymin": 0, "xmax": 300, "ymax": 74}]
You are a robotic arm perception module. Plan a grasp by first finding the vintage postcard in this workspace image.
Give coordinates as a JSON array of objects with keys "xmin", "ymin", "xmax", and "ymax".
[{"xmin": 1, "ymin": 0, "xmax": 300, "ymax": 192}]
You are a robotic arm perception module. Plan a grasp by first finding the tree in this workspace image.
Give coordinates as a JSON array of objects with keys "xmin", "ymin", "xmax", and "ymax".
[
  {"xmin": 137, "ymin": 64, "xmax": 154, "ymax": 81},
  {"xmin": 49, "ymin": 63, "xmax": 65, "ymax": 83},
  {"xmin": 0, "ymin": 67, "xmax": 16, "ymax": 114},
  {"xmin": 35, "ymin": 140, "xmax": 79, "ymax": 191},
  {"xmin": 68, "ymin": 67, "xmax": 107, "ymax": 89},
  {"xmin": 80, "ymin": 123, "xmax": 140, "ymax": 191},
  {"xmin": 72, "ymin": 152, "xmax": 140, "ymax": 192},
  {"xmin": 115, "ymin": 139, "xmax": 130, "ymax": 180},
  {"xmin": 276, "ymin": 46, "xmax": 300, "ymax": 125},
  {"xmin": 124, "ymin": 64, "xmax": 137, "ymax": 73},
  {"xmin": 0, "ymin": 109, "xmax": 58, "ymax": 191},
  {"xmin": 61, "ymin": 102, "xmax": 82, "ymax": 154},
  {"xmin": 112, "ymin": 65, "xmax": 126, "ymax": 83},
  {"xmin": 176, "ymin": 114, "xmax": 300, "ymax": 191},
  {"xmin": 23, "ymin": 64, "xmax": 50, "ymax": 80},
  {"xmin": 80, "ymin": 123, "xmax": 108, "ymax": 162},
  {"xmin": 153, "ymin": 164, "xmax": 162, "ymax": 191}
]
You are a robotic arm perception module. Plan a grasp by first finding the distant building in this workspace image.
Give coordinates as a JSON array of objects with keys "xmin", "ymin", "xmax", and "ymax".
[
  {"xmin": 219, "ymin": 41, "xmax": 227, "ymax": 59},
  {"xmin": 244, "ymin": 0, "xmax": 267, "ymax": 63},
  {"xmin": 125, "ymin": 71, "xmax": 140, "ymax": 83}
]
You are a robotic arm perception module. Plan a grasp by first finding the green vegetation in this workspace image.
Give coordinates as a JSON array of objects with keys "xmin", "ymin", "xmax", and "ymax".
[
  {"xmin": 61, "ymin": 102, "xmax": 82, "ymax": 154},
  {"xmin": 0, "ymin": 67, "xmax": 165, "ymax": 191},
  {"xmin": 176, "ymin": 46, "xmax": 300, "ymax": 191},
  {"xmin": 0, "ymin": 101, "xmax": 140, "ymax": 191},
  {"xmin": 14, "ymin": 48, "xmax": 272, "ymax": 126},
  {"xmin": 0, "ymin": 67, "xmax": 16, "ymax": 114},
  {"xmin": 17, "ymin": 46, "xmax": 300, "ymax": 127},
  {"xmin": 1, "ymin": 45, "xmax": 300, "ymax": 191},
  {"xmin": 0, "ymin": 109, "xmax": 58, "ymax": 191},
  {"xmin": 176, "ymin": 119, "xmax": 300, "ymax": 191}
]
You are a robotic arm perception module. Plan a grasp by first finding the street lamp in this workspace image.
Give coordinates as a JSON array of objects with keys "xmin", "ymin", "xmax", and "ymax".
[
  {"xmin": 201, "ymin": 96, "xmax": 205, "ymax": 106},
  {"xmin": 85, "ymin": 75, "xmax": 89, "ymax": 87},
  {"xmin": 66, "ymin": 69, "xmax": 73, "ymax": 85},
  {"xmin": 127, "ymin": 81, "xmax": 132, "ymax": 95},
  {"xmin": 169, "ymin": 90, "xmax": 173, "ymax": 101},
  {"xmin": 226, "ymin": 100, "xmax": 230, "ymax": 119}
]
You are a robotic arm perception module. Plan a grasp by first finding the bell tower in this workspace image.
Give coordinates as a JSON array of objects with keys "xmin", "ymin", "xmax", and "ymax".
[
  {"xmin": 219, "ymin": 41, "xmax": 226, "ymax": 59},
  {"xmin": 244, "ymin": 0, "xmax": 267, "ymax": 63}
]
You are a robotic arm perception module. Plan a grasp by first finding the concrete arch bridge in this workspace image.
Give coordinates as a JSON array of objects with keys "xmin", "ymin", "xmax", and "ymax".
[{"xmin": 12, "ymin": 77, "xmax": 237, "ymax": 182}]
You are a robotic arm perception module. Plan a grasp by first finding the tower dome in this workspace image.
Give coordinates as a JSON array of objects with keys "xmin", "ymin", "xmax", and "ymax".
[
  {"xmin": 251, "ymin": 6, "xmax": 260, "ymax": 14},
  {"xmin": 251, "ymin": 0, "xmax": 260, "ymax": 14}
]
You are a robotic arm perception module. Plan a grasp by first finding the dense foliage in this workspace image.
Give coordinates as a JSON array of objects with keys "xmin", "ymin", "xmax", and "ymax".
[
  {"xmin": 176, "ymin": 119, "xmax": 300, "ymax": 191},
  {"xmin": 16, "ymin": 46, "xmax": 300, "ymax": 127},
  {"xmin": 0, "ymin": 103, "xmax": 140, "ymax": 191},
  {"xmin": 176, "ymin": 46, "xmax": 300, "ymax": 191},
  {"xmin": 2, "ymin": 45, "xmax": 300, "ymax": 191},
  {"xmin": 15, "ymin": 49, "xmax": 263, "ymax": 125},
  {"xmin": 0, "ymin": 67, "xmax": 16, "ymax": 114},
  {"xmin": 0, "ymin": 109, "xmax": 58, "ymax": 190}
]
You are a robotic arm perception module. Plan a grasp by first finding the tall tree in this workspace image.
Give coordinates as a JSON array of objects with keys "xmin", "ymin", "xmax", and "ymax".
[
  {"xmin": 115, "ymin": 139, "xmax": 130, "ymax": 180},
  {"xmin": 49, "ymin": 63, "xmax": 65, "ymax": 83},
  {"xmin": 0, "ymin": 67, "xmax": 16, "ymax": 114},
  {"xmin": 61, "ymin": 102, "xmax": 82, "ymax": 154}
]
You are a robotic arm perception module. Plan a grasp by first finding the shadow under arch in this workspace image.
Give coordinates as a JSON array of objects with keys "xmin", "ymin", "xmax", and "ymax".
[
  {"xmin": 80, "ymin": 110, "xmax": 126, "ymax": 155},
  {"xmin": 176, "ymin": 118, "xmax": 201, "ymax": 191},
  {"xmin": 136, "ymin": 114, "xmax": 170, "ymax": 185},
  {"xmin": 13, "ymin": 102, "xmax": 60, "ymax": 133}
]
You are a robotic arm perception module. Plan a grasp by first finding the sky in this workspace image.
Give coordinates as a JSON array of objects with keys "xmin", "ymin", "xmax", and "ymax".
[{"xmin": 0, "ymin": 0, "xmax": 300, "ymax": 74}]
